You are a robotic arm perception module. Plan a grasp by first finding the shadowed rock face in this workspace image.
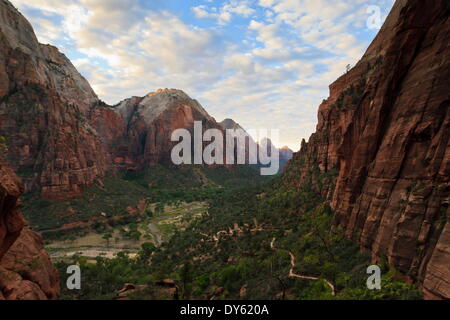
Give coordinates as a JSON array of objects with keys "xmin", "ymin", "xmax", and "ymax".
[
  {"xmin": 285, "ymin": 0, "xmax": 449, "ymax": 299},
  {"xmin": 279, "ymin": 146, "xmax": 294, "ymax": 167},
  {"xmin": 0, "ymin": 160, "xmax": 60, "ymax": 300},
  {"xmin": 0, "ymin": 159, "xmax": 23, "ymax": 260}
]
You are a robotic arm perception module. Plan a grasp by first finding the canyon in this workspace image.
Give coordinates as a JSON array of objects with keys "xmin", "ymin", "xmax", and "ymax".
[
  {"xmin": 0, "ymin": 0, "xmax": 448, "ymax": 300},
  {"xmin": 0, "ymin": 0, "xmax": 275, "ymax": 299}
]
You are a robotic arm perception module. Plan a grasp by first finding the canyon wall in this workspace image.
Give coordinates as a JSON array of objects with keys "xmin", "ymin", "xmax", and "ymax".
[
  {"xmin": 286, "ymin": 0, "xmax": 449, "ymax": 299},
  {"xmin": 0, "ymin": 0, "xmax": 109, "ymax": 199}
]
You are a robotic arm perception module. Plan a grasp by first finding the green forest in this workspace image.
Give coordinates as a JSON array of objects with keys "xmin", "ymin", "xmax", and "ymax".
[{"xmin": 56, "ymin": 163, "xmax": 422, "ymax": 300}]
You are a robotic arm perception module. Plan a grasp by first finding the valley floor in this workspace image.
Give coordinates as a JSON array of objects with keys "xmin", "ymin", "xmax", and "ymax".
[
  {"xmin": 46, "ymin": 201, "xmax": 208, "ymax": 261},
  {"xmin": 50, "ymin": 169, "xmax": 423, "ymax": 300}
]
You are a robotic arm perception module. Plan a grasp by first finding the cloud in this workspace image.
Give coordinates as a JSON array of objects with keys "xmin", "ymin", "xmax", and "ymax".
[
  {"xmin": 224, "ymin": 54, "xmax": 256, "ymax": 75},
  {"xmin": 192, "ymin": 0, "xmax": 255, "ymax": 25}
]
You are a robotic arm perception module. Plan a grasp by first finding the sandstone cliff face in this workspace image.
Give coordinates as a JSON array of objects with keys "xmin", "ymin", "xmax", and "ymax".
[
  {"xmin": 286, "ymin": 0, "xmax": 449, "ymax": 299},
  {"xmin": 112, "ymin": 89, "xmax": 223, "ymax": 167},
  {"xmin": 0, "ymin": 0, "xmax": 109, "ymax": 199},
  {"xmin": 0, "ymin": 158, "xmax": 23, "ymax": 260},
  {"xmin": 0, "ymin": 160, "xmax": 59, "ymax": 300}
]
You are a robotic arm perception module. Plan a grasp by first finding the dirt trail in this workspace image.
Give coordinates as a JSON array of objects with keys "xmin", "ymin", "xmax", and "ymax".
[
  {"xmin": 204, "ymin": 221, "xmax": 263, "ymax": 245},
  {"xmin": 270, "ymin": 237, "xmax": 336, "ymax": 296},
  {"xmin": 193, "ymin": 168, "xmax": 219, "ymax": 188}
]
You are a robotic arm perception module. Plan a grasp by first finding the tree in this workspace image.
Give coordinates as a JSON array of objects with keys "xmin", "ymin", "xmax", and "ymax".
[
  {"xmin": 145, "ymin": 207, "xmax": 154, "ymax": 218},
  {"xmin": 155, "ymin": 203, "xmax": 165, "ymax": 215},
  {"xmin": 181, "ymin": 261, "xmax": 193, "ymax": 299},
  {"xmin": 138, "ymin": 242, "xmax": 156, "ymax": 263},
  {"xmin": 102, "ymin": 233, "xmax": 113, "ymax": 247},
  {"xmin": 131, "ymin": 230, "xmax": 142, "ymax": 241}
]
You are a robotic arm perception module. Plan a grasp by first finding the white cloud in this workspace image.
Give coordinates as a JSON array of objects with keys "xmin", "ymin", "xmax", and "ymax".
[
  {"xmin": 224, "ymin": 54, "xmax": 256, "ymax": 75},
  {"xmin": 192, "ymin": 0, "xmax": 255, "ymax": 25}
]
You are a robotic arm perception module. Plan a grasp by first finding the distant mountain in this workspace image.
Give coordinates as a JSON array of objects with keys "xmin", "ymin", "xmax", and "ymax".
[
  {"xmin": 220, "ymin": 120, "xmax": 293, "ymax": 172},
  {"xmin": 102, "ymin": 88, "xmax": 223, "ymax": 167},
  {"xmin": 219, "ymin": 118, "xmax": 257, "ymax": 165},
  {"xmin": 279, "ymin": 146, "xmax": 294, "ymax": 168}
]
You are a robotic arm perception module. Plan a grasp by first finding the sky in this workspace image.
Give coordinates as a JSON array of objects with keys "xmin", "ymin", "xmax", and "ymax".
[{"xmin": 10, "ymin": 0, "xmax": 394, "ymax": 150}]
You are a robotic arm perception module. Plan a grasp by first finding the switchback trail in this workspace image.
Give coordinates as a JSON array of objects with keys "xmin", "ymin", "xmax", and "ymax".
[{"xmin": 270, "ymin": 237, "xmax": 336, "ymax": 296}]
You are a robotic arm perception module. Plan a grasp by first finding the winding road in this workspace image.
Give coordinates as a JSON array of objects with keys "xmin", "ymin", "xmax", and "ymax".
[{"xmin": 270, "ymin": 237, "xmax": 336, "ymax": 296}]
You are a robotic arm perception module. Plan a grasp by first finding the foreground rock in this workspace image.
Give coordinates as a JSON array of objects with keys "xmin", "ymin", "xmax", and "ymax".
[
  {"xmin": 285, "ymin": 0, "xmax": 449, "ymax": 299},
  {"xmin": 0, "ymin": 160, "xmax": 60, "ymax": 299},
  {"xmin": 115, "ymin": 280, "xmax": 179, "ymax": 300}
]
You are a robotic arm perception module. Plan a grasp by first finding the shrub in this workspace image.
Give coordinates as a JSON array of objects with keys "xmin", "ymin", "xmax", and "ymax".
[{"xmin": 0, "ymin": 136, "xmax": 7, "ymax": 153}]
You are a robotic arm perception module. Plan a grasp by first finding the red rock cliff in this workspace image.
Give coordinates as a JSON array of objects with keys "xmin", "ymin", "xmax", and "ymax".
[
  {"xmin": 0, "ymin": 0, "xmax": 110, "ymax": 200},
  {"xmin": 0, "ymin": 160, "xmax": 60, "ymax": 299},
  {"xmin": 285, "ymin": 0, "xmax": 449, "ymax": 299},
  {"xmin": 110, "ymin": 89, "xmax": 224, "ymax": 168}
]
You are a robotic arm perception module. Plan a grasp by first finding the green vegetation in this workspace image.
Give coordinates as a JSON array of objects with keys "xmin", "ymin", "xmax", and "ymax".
[
  {"xmin": 56, "ymin": 166, "xmax": 421, "ymax": 300},
  {"xmin": 16, "ymin": 166, "xmax": 36, "ymax": 178},
  {"xmin": 22, "ymin": 175, "xmax": 150, "ymax": 232},
  {"xmin": 56, "ymin": 252, "xmax": 158, "ymax": 300},
  {"xmin": 334, "ymin": 78, "xmax": 366, "ymax": 111},
  {"xmin": 22, "ymin": 165, "xmax": 267, "ymax": 233},
  {"xmin": 123, "ymin": 164, "xmax": 268, "ymax": 190},
  {"xmin": 0, "ymin": 136, "xmax": 7, "ymax": 153},
  {"xmin": 44, "ymin": 200, "xmax": 209, "ymax": 261}
]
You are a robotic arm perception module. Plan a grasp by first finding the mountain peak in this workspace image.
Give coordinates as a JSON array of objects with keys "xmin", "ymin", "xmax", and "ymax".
[
  {"xmin": 138, "ymin": 89, "xmax": 212, "ymax": 123},
  {"xmin": 146, "ymin": 88, "xmax": 183, "ymax": 97}
]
